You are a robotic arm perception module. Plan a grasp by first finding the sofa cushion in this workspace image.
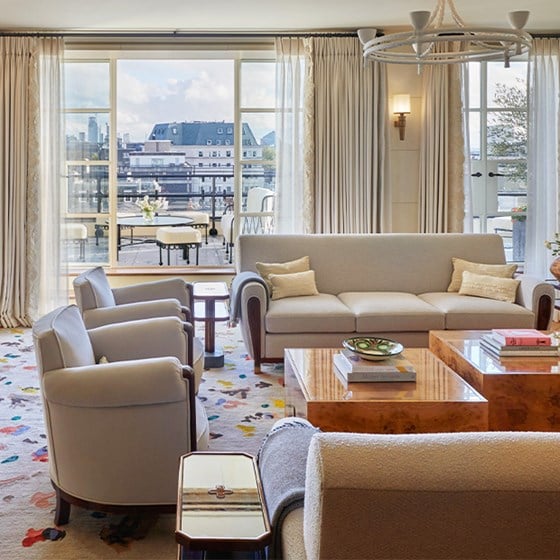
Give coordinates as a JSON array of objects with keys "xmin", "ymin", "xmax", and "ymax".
[
  {"xmin": 337, "ymin": 292, "xmax": 445, "ymax": 332},
  {"xmin": 270, "ymin": 270, "xmax": 319, "ymax": 300},
  {"xmin": 266, "ymin": 294, "xmax": 355, "ymax": 333},
  {"xmin": 447, "ymin": 257, "xmax": 517, "ymax": 292},
  {"xmin": 420, "ymin": 292, "xmax": 535, "ymax": 330},
  {"xmin": 459, "ymin": 271, "xmax": 520, "ymax": 303}
]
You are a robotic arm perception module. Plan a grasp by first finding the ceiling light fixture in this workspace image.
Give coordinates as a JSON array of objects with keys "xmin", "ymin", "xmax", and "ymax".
[{"xmin": 358, "ymin": 0, "xmax": 531, "ymax": 67}]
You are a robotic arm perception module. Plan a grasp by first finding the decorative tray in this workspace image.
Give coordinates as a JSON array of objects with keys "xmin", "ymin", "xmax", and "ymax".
[{"xmin": 342, "ymin": 337, "xmax": 404, "ymax": 361}]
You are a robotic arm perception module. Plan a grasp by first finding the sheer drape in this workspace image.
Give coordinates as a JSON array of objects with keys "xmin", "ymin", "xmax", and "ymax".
[
  {"xmin": 419, "ymin": 60, "xmax": 465, "ymax": 233},
  {"xmin": 274, "ymin": 37, "xmax": 313, "ymax": 233},
  {"xmin": 0, "ymin": 37, "xmax": 65, "ymax": 327},
  {"xmin": 526, "ymin": 38, "xmax": 560, "ymax": 278},
  {"xmin": 309, "ymin": 37, "xmax": 390, "ymax": 233}
]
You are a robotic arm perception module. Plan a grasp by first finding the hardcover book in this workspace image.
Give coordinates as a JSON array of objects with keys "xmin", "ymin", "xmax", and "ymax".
[
  {"xmin": 491, "ymin": 328, "xmax": 552, "ymax": 346},
  {"xmin": 480, "ymin": 335, "xmax": 559, "ymax": 357},
  {"xmin": 333, "ymin": 352, "xmax": 417, "ymax": 383}
]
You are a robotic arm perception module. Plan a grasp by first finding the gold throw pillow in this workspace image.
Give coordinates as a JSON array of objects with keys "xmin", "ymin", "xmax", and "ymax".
[
  {"xmin": 447, "ymin": 257, "xmax": 517, "ymax": 292},
  {"xmin": 458, "ymin": 270, "xmax": 520, "ymax": 303},
  {"xmin": 269, "ymin": 270, "xmax": 319, "ymax": 300},
  {"xmin": 256, "ymin": 256, "xmax": 310, "ymax": 291}
]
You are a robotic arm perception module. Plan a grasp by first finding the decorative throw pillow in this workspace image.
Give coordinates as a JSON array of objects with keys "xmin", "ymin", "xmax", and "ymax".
[
  {"xmin": 269, "ymin": 270, "xmax": 319, "ymax": 301},
  {"xmin": 447, "ymin": 257, "xmax": 517, "ymax": 292},
  {"xmin": 256, "ymin": 256, "xmax": 310, "ymax": 291},
  {"xmin": 458, "ymin": 270, "xmax": 520, "ymax": 303}
]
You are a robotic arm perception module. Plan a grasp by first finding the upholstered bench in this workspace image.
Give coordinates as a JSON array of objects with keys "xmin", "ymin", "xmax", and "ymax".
[
  {"xmin": 175, "ymin": 211, "xmax": 210, "ymax": 244},
  {"xmin": 156, "ymin": 226, "xmax": 202, "ymax": 266},
  {"xmin": 62, "ymin": 223, "xmax": 88, "ymax": 261}
]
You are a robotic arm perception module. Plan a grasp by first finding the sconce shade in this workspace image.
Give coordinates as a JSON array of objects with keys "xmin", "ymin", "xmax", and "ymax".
[{"xmin": 393, "ymin": 94, "xmax": 411, "ymax": 114}]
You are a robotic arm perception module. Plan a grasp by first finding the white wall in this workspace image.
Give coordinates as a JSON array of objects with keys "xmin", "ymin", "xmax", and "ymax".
[{"xmin": 387, "ymin": 64, "xmax": 423, "ymax": 232}]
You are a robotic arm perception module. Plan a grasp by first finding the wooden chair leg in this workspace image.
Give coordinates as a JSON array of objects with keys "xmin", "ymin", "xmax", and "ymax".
[{"xmin": 54, "ymin": 487, "xmax": 71, "ymax": 525}]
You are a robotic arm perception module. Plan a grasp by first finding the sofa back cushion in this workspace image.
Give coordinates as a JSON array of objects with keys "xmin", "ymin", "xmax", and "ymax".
[
  {"xmin": 32, "ymin": 305, "xmax": 95, "ymax": 374},
  {"xmin": 238, "ymin": 234, "xmax": 507, "ymax": 295},
  {"xmin": 303, "ymin": 431, "xmax": 560, "ymax": 559},
  {"xmin": 73, "ymin": 266, "xmax": 116, "ymax": 311}
]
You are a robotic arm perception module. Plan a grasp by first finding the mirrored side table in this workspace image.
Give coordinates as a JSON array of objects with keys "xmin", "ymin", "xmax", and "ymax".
[{"xmin": 176, "ymin": 452, "xmax": 271, "ymax": 559}]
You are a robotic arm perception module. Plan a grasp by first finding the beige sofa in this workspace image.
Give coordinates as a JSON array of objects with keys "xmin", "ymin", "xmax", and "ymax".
[
  {"xmin": 267, "ymin": 429, "xmax": 560, "ymax": 559},
  {"xmin": 232, "ymin": 233, "xmax": 554, "ymax": 371}
]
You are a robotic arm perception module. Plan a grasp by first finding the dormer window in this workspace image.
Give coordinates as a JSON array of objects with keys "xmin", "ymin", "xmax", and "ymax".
[
  {"xmin": 206, "ymin": 139, "xmax": 212, "ymax": 145},
  {"xmin": 217, "ymin": 127, "xmax": 223, "ymax": 134}
]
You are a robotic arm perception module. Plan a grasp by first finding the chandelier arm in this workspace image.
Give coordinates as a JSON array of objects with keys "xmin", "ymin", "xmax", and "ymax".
[{"xmin": 447, "ymin": 0, "xmax": 467, "ymax": 27}]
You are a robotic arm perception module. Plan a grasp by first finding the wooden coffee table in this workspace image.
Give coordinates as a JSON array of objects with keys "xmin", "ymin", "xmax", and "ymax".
[
  {"xmin": 284, "ymin": 348, "xmax": 488, "ymax": 433},
  {"xmin": 429, "ymin": 330, "xmax": 560, "ymax": 431}
]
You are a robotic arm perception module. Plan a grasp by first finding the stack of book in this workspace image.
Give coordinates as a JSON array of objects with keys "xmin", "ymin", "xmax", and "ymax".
[
  {"xmin": 333, "ymin": 349, "xmax": 416, "ymax": 383},
  {"xmin": 480, "ymin": 329, "xmax": 559, "ymax": 358}
]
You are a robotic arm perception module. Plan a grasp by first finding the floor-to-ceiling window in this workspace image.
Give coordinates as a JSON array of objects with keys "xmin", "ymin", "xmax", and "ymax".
[
  {"xmin": 467, "ymin": 61, "xmax": 528, "ymax": 264},
  {"xmin": 63, "ymin": 46, "xmax": 275, "ymax": 269}
]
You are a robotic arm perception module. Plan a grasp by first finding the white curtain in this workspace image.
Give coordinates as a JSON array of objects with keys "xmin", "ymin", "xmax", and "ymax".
[
  {"xmin": 419, "ymin": 58, "xmax": 465, "ymax": 233},
  {"xmin": 311, "ymin": 36, "xmax": 390, "ymax": 233},
  {"xmin": 526, "ymin": 38, "xmax": 560, "ymax": 278},
  {"xmin": 0, "ymin": 36, "xmax": 66, "ymax": 326},
  {"xmin": 274, "ymin": 37, "xmax": 313, "ymax": 233}
]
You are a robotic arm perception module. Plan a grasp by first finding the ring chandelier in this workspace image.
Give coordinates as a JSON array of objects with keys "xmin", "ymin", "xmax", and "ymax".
[{"xmin": 358, "ymin": 0, "xmax": 532, "ymax": 67}]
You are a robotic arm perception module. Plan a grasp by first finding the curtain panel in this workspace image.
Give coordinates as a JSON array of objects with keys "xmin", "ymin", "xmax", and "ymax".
[
  {"xmin": 418, "ymin": 57, "xmax": 465, "ymax": 233},
  {"xmin": 526, "ymin": 38, "xmax": 560, "ymax": 279},
  {"xmin": 0, "ymin": 36, "xmax": 65, "ymax": 327},
  {"xmin": 274, "ymin": 37, "xmax": 313, "ymax": 234},
  {"xmin": 309, "ymin": 37, "xmax": 390, "ymax": 234}
]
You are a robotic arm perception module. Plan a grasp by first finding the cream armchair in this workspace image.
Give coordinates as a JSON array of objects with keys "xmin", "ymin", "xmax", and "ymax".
[
  {"xmin": 73, "ymin": 266, "xmax": 194, "ymax": 329},
  {"xmin": 73, "ymin": 266, "xmax": 204, "ymax": 385},
  {"xmin": 32, "ymin": 305, "xmax": 209, "ymax": 525}
]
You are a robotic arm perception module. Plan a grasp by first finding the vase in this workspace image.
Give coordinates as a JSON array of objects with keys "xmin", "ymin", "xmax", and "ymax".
[
  {"xmin": 550, "ymin": 257, "xmax": 560, "ymax": 282},
  {"xmin": 142, "ymin": 211, "xmax": 154, "ymax": 223}
]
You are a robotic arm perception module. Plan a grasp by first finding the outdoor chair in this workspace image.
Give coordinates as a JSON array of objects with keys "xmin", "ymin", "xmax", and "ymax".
[{"xmin": 32, "ymin": 304, "xmax": 209, "ymax": 525}]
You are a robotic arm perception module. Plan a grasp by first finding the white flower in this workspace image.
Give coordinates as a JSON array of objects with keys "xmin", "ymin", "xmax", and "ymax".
[{"xmin": 135, "ymin": 195, "xmax": 163, "ymax": 213}]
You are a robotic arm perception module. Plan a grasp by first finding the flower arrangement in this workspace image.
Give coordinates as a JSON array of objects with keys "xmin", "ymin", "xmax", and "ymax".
[
  {"xmin": 545, "ymin": 233, "xmax": 560, "ymax": 257},
  {"xmin": 511, "ymin": 205, "xmax": 527, "ymax": 222},
  {"xmin": 136, "ymin": 195, "xmax": 163, "ymax": 221}
]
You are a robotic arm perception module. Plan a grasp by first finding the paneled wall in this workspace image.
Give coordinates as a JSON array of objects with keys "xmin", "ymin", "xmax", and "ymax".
[{"xmin": 387, "ymin": 64, "xmax": 423, "ymax": 232}]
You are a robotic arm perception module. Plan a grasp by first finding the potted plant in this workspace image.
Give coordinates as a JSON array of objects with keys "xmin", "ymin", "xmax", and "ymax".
[{"xmin": 545, "ymin": 233, "xmax": 560, "ymax": 281}]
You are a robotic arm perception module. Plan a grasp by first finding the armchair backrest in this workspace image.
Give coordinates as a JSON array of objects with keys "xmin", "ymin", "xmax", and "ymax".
[
  {"xmin": 32, "ymin": 305, "xmax": 95, "ymax": 374},
  {"xmin": 73, "ymin": 266, "xmax": 116, "ymax": 312},
  {"xmin": 304, "ymin": 431, "xmax": 560, "ymax": 559}
]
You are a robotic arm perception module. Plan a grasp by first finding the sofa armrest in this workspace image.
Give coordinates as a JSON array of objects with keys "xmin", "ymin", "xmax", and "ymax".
[
  {"xmin": 81, "ymin": 298, "xmax": 189, "ymax": 329},
  {"xmin": 515, "ymin": 275, "xmax": 555, "ymax": 329},
  {"xmin": 43, "ymin": 357, "xmax": 188, "ymax": 408},
  {"xmin": 231, "ymin": 271, "xmax": 269, "ymax": 372},
  {"xmin": 87, "ymin": 316, "xmax": 190, "ymax": 365},
  {"xmin": 112, "ymin": 278, "xmax": 192, "ymax": 311}
]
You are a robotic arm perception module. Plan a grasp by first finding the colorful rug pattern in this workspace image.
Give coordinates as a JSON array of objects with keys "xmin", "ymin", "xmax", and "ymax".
[{"xmin": 0, "ymin": 324, "xmax": 284, "ymax": 559}]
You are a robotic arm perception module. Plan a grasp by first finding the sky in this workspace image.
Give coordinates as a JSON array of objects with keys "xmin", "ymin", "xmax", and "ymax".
[{"xmin": 65, "ymin": 59, "xmax": 276, "ymax": 143}]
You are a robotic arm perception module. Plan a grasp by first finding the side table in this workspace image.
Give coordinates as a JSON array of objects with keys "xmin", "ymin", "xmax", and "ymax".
[
  {"xmin": 193, "ymin": 281, "xmax": 230, "ymax": 368},
  {"xmin": 176, "ymin": 452, "xmax": 271, "ymax": 559}
]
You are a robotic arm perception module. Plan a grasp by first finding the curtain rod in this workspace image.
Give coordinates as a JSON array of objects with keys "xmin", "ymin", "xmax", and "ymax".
[{"xmin": 0, "ymin": 30, "xmax": 357, "ymax": 39}]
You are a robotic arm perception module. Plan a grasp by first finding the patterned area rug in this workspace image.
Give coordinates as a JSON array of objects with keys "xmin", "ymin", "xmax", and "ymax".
[{"xmin": 0, "ymin": 324, "xmax": 284, "ymax": 559}]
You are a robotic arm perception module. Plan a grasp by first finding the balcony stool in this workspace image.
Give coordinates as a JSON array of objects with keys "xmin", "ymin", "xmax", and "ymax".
[
  {"xmin": 156, "ymin": 226, "xmax": 202, "ymax": 266},
  {"xmin": 62, "ymin": 223, "xmax": 88, "ymax": 261},
  {"xmin": 175, "ymin": 211, "xmax": 210, "ymax": 244}
]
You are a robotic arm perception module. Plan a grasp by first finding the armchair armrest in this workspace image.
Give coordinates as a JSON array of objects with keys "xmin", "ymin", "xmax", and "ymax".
[
  {"xmin": 112, "ymin": 278, "xmax": 192, "ymax": 310},
  {"xmin": 515, "ymin": 275, "xmax": 555, "ymax": 329},
  {"xmin": 43, "ymin": 357, "xmax": 189, "ymax": 408},
  {"xmin": 81, "ymin": 298, "xmax": 189, "ymax": 329},
  {"xmin": 88, "ymin": 316, "xmax": 190, "ymax": 365}
]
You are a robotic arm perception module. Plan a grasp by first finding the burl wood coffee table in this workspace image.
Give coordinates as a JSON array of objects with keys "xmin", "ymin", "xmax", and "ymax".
[
  {"xmin": 429, "ymin": 330, "xmax": 560, "ymax": 431},
  {"xmin": 284, "ymin": 348, "xmax": 488, "ymax": 433}
]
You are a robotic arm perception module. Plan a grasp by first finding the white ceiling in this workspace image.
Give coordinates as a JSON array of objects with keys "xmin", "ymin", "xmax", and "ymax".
[{"xmin": 0, "ymin": 0, "xmax": 558, "ymax": 34}]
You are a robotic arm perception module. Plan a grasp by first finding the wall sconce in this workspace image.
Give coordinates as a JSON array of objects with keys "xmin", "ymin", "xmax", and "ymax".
[{"xmin": 393, "ymin": 94, "xmax": 411, "ymax": 141}]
